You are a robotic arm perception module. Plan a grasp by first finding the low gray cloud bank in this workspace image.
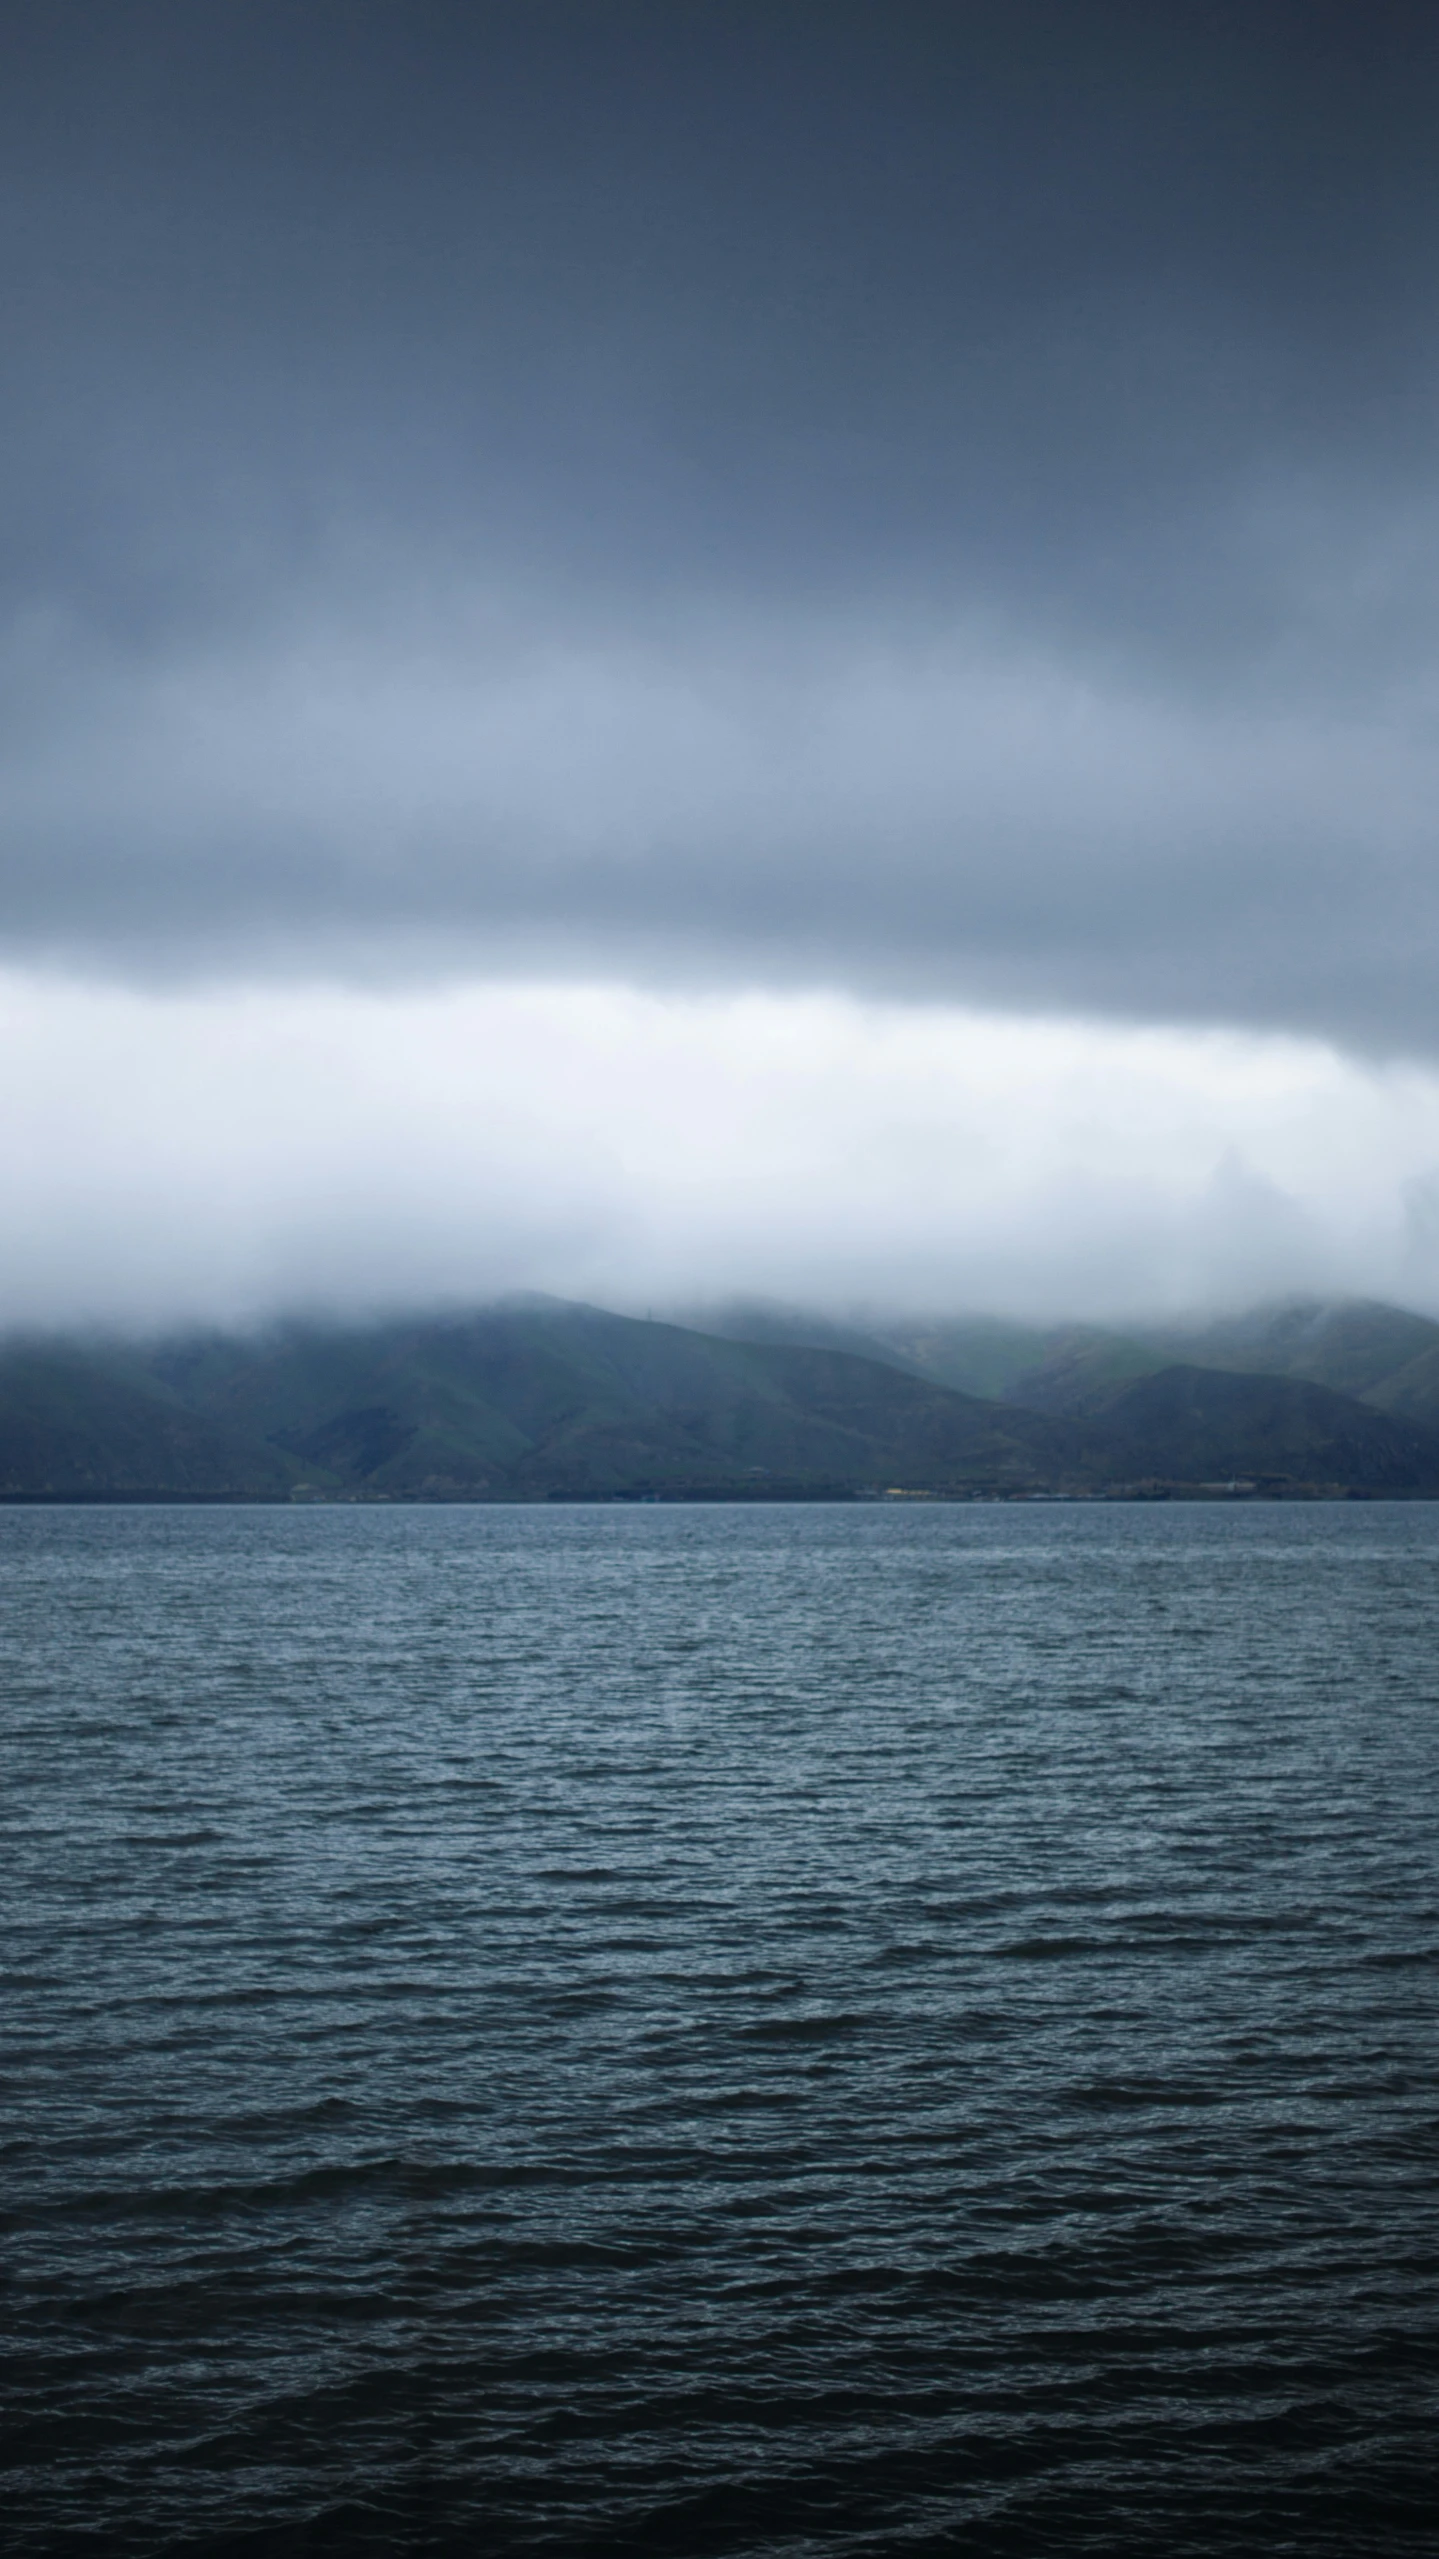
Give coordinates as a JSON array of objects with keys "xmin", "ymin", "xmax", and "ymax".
[
  {"xmin": 4, "ymin": 4, "xmax": 1438, "ymax": 1048},
  {"xmin": 4, "ymin": 592, "xmax": 1438, "ymax": 1049}
]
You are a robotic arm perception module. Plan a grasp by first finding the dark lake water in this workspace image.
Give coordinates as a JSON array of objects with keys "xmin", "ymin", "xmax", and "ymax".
[{"xmin": 3, "ymin": 1501, "xmax": 1437, "ymax": 2556}]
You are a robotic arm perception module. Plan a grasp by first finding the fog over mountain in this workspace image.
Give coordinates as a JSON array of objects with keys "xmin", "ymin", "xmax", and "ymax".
[
  {"xmin": 5, "ymin": 5, "xmax": 1439, "ymax": 1324},
  {"xmin": 6, "ymin": 976, "xmax": 1439, "ymax": 1334}
]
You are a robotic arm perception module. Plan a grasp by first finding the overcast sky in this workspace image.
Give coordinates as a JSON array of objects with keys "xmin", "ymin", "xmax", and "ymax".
[{"xmin": 6, "ymin": 2, "xmax": 1439, "ymax": 1327}]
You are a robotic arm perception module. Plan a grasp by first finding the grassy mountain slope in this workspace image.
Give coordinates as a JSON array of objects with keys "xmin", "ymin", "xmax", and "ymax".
[
  {"xmin": 677, "ymin": 1305, "xmax": 1098, "ymax": 1401},
  {"xmin": 1140, "ymin": 1299, "xmax": 1439, "ymax": 1404},
  {"xmin": 994, "ymin": 1328, "xmax": 1171, "ymax": 1414},
  {"xmin": 135, "ymin": 1301, "xmax": 1081, "ymax": 1496},
  {"xmin": 710, "ymin": 1294, "xmax": 1439, "ymax": 1435},
  {"xmin": 1069, "ymin": 1363, "xmax": 1439, "ymax": 1492},
  {"xmin": 0, "ymin": 1343, "xmax": 300, "ymax": 1496},
  {"xmin": 867, "ymin": 1317, "xmax": 1071, "ymax": 1399},
  {"xmin": 1362, "ymin": 1345, "xmax": 1439, "ymax": 1431},
  {"xmin": 665, "ymin": 1301, "xmax": 927, "ymax": 1374},
  {"xmin": 6, "ymin": 1300, "xmax": 1439, "ymax": 1499},
  {"xmin": 702, "ymin": 1291, "xmax": 1439, "ymax": 1401}
]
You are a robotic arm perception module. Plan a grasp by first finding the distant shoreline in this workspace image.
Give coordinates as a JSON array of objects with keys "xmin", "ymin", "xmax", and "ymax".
[{"xmin": 2, "ymin": 1487, "xmax": 1428, "ymax": 1507}]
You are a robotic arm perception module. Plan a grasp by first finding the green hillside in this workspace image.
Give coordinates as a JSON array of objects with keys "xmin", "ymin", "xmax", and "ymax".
[
  {"xmin": 666, "ymin": 1301, "xmax": 926, "ymax": 1374},
  {"xmin": 715, "ymin": 1293, "xmax": 1439, "ymax": 1431},
  {"xmin": 5, "ymin": 1299, "xmax": 1439, "ymax": 1500},
  {"xmin": 994, "ymin": 1327, "xmax": 1170, "ymax": 1414},
  {"xmin": 679, "ymin": 1304, "xmax": 1086, "ymax": 1400},
  {"xmin": 1362, "ymin": 1345, "xmax": 1439, "ymax": 1431},
  {"xmin": 868, "ymin": 1315, "xmax": 1069, "ymax": 1399},
  {"xmin": 134, "ymin": 1300, "xmax": 1078, "ymax": 1497},
  {"xmin": 1068, "ymin": 1363, "xmax": 1439, "ymax": 1494},
  {"xmin": 1139, "ymin": 1299, "xmax": 1439, "ymax": 1403},
  {"xmin": 0, "ymin": 1343, "xmax": 300, "ymax": 1497}
]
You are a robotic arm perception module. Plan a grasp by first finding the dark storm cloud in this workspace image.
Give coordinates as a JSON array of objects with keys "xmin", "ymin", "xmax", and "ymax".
[{"xmin": 4, "ymin": 1, "xmax": 1439, "ymax": 1044}]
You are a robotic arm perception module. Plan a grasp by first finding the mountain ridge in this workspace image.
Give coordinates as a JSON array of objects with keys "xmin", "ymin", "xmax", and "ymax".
[
  {"xmin": 5, "ymin": 1296, "xmax": 1439, "ymax": 1500},
  {"xmin": 695, "ymin": 1294, "xmax": 1439, "ymax": 1426}
]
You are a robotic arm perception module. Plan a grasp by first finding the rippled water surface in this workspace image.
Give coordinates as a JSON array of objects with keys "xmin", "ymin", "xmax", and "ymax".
[{"xmin": 4, "ymin": 1501, "xmax": 1437, "ymax": 2556}]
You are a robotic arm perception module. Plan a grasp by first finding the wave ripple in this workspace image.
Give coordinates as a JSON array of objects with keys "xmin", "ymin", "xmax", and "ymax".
[{"xmin": 3, "ymin": 1502, "xmax": 1437, "ymax": 2555}]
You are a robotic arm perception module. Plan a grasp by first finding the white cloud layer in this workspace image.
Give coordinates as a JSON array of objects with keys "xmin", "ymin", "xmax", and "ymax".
[{"xmin": 4, "ymin": 969, "xmax": 1439, "ymax": 1333}]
